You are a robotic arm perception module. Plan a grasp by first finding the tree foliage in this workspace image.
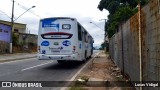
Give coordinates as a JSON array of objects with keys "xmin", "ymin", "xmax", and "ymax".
[
  {"xmin": 13, "ymin": 33, "xmax": 19, "ymax": 46},
  {"xmin": 98, "ymin": 0, "xmax": 149, "ymax": 38},
  {"xmin": 100, "ymin": 42, "xmax": 105, "ymax": 50}
]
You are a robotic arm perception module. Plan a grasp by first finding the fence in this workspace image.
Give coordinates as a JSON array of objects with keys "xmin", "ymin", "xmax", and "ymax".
[{"xmin": 109, "ymin": 0, "xmax": 160, "ymax": 90}]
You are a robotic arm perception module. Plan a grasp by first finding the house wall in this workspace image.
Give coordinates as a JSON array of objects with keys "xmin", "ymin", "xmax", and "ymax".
[{"xmin": 0, "ymin": 23, "xmax": 11, "ymax": 53}]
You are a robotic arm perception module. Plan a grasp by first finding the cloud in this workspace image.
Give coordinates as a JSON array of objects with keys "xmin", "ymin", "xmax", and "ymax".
[{"xmin": 0, "ymin": 0, "xmax": 109, "ymax": 45}]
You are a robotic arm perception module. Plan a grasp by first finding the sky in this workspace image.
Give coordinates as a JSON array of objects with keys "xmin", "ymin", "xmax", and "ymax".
[{"xmin": 0, "ymin": 0, "xmax": 109, "ymax": 47}]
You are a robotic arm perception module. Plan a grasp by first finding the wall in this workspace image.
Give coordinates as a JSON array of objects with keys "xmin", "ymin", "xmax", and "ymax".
[
  {"xmin": 13, "ymin": 33, "xmax": 38, "ymax": 53},
  {"xmin": 18, "ymin": 33, "xmax": 37, "ymax": 45},
  {"xmin": 0, "ymin": 20, "xmax": 26, "ymax": 33},
  {"xmin": 109, "ymin": 0, "xmax": 160, "ymax": 90},
  {"xmin": 0, "ymin": 23, "xmax": 11, "ymax": 54}
]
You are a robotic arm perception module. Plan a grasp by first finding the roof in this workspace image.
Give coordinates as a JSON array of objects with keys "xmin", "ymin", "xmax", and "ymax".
[
  {"xmin": 0, "ymin": 19, "xmax": 26, "ymax": 26},
  {"xmin": 40, "ymin": 17, "xmax": 76, "ymax": 21}
]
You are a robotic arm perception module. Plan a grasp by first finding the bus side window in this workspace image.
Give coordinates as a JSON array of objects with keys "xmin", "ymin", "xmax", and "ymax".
[
  {"xmin": 84, "ymin": 31, "xmax": 88, "ymax": 43},
  {"xmin": 88, "ymin": 36, "xmax": 90, "ymax": 43},
  {"xmin": 88, "ymin": 36, "xmax": 92, "ymax": 44},
  {"xmin": 82, "ymin": 32, "xmax": 84, "ymax": 41},
  {"xmin": 78, "ymin": 24, "xmax": 82, "ymax": 41}
]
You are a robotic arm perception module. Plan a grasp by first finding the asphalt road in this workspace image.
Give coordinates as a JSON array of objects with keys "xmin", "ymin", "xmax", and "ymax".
[{"xmin": 0, "ymin": 50, "xmax": 100, "ymax": 90}]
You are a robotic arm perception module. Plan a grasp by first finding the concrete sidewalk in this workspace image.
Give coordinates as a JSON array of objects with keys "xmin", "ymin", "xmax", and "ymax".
[{"xmin": 0, "ymin": 52, "xmax": 37, "ymax": 63}]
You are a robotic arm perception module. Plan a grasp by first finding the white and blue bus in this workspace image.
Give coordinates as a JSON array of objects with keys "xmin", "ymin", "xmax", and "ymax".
[{"xmin": 38, "ymin": 17, "xmax": 94, "ymax": 63}]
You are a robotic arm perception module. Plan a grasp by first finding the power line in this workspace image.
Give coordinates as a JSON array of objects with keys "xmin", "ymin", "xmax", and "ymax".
[
  {"xmin": 12, "ymin": 0, "xmax": 41, "ymax": 18},
  {"xmin": 15, "ymin": 1, "xmax": 28, "ymax": 11},
  {"xmin": 0, "ymin": 9, "xmax": 11, "ymax": 19},
  {"xmin": 9, "ymin": 0, "xmax": 41, "ymax": 18}
]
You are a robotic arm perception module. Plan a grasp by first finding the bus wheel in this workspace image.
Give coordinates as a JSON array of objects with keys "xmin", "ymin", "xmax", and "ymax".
[
  {"xmin": 82, "ymin": 51, "xmax": 87, "ymax": 63},
  {"xmin": 82, "ymin": 58, "xmax": 86, "ymax": 63},
  {"xmin": 57, "ymin": 60, "xmax": 66, "ymax": 64}
]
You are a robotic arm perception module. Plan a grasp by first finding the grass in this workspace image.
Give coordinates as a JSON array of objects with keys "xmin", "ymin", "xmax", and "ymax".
[
  {"xmin": 115, "ymin": 76, "xmax": 124, "ymax": 81},
  {"xmin": 69, "ymin": 75, "xmax": 89, "ymax": 90},
  {"xmin": 80, "ymin": 76, "xmax": 89, "ymax": 82}
]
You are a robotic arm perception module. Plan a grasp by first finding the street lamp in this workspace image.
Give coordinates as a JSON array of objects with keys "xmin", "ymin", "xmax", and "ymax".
[
  {"xmin": 99, "ymin": 19, "xmax": 107, "ymax": 37},
  {"xmin": 89, "ymin": 21, "xmax": 105, "ymax": 38},
  {"xmin": 89, "ymin": 21, "xmax": 105, "ymax": 39},
  {"xmin": 14, "ymin": 6, "xmax": 36, "ymax": 21},
  {"xmin": 89, "ymin": 22, "xmax": 104, "ymax": 31},
  {"xmin": 10, "ymin": 0, "xmax": 35, "ymax": 53},
  {"xmin": 99, "ymin": 19, "xmax": 109, "ymax": 52},
  {"xmin": 89, "ymin": 21, "xmax": 106, "ymax": 50}
]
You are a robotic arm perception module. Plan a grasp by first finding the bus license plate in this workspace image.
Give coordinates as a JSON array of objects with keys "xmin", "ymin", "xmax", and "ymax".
[
  {"xmin": 51, "ymin": 50, "xmax": 60, "ymax": 52},
  {"xmin": 52, "ymin": 57, "xmax": 61, "ymax": 59}
]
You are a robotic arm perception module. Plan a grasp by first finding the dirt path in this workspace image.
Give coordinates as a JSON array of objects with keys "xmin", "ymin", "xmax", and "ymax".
[{"xmin": 69, "ymin": 51, "xmax": 135, "ymax": 90}]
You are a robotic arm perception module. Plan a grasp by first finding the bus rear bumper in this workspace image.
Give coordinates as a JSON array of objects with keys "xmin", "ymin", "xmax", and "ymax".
[{"xmin": 38, "ymin": 54, "xmax": 81, "ymax": 61}]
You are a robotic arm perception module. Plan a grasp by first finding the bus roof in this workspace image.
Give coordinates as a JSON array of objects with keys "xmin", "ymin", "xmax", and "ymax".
[{"xmin": 40, "ymin": 17, "xmax": 76, "ymax": 21}]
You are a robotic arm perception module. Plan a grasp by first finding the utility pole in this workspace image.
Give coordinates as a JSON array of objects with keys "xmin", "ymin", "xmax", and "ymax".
[
  {"xmin": 10, "ymin": 0, "xmax": 35, "ymax": 53},
  {"xmin": 138, "ymin": 1, "xmax": 142, "ymax": 90},
  {"xmin": 10, "ymin": 0, "xmax": 15, "ymax": 53},
  {"xmin": 99, "ymin": 19, "xmax": 107, "ymax": 51}
]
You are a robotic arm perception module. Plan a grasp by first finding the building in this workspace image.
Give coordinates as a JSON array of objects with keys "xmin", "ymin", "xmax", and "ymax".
[
  {"xmin": 0, "ymin": 20, "xmax": 26, "ymax": 33},
  {"xmin": 0, "ymin": 20, "xmax": 27, "ymax": 54},
  {"xmin": 0, "ymin": 23, "xmax": 11, "ymax": 53}
]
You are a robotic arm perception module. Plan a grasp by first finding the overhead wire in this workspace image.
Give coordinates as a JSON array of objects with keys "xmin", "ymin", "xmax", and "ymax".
[
  {"xmin": 12, "ymin": 0, "xmax": 41, "ymax": 18},
  {"xmin": 0, "ymin": 9, "xmax": 12, "ymax": 19}
]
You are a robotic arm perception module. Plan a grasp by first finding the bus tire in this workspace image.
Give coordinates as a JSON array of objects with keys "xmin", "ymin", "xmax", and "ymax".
[
  {"xmin": 88, "ymin": 51, "xmax": 92, "ymax": 58},
  {"xmin": 82, "ymin": 59, "xmax": 86, "ymax": 63},
  {"xmin": 57, "ymin": 60, "xmax": 66, "ymax": 64},
  {"xmin": 83, "ymin": 51, "xmax": 87, "ymax": 62}
]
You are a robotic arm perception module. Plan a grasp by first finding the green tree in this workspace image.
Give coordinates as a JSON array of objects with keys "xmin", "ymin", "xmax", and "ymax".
[
  {"xmin": 98, "ymin": 0, "xmax": 149, "ymax": 38},
  {"xmin": 13, "ymin": 33, "xmax": 19, "ymax": 46},
  {"xmin": 100, "ymin": 42, "xmax": 105, "ymax": 50}
]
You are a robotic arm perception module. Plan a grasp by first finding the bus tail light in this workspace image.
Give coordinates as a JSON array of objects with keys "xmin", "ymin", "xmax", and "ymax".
[
  {"xmin": 38, "ymin": 46, "xmax": 40, "ymax": 50},
  {"xmin": 73, "ymin": 46, "xmax": 76, "ymax": 51},
  {"xmin": 41, "ymin": 32, "xmax": 73, "ymax": 39}
]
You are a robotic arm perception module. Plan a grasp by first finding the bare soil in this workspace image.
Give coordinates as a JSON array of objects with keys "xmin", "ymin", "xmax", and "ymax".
[{"xmin": 71, "ymin": 51, "xmax": 135, "ymax": 90}]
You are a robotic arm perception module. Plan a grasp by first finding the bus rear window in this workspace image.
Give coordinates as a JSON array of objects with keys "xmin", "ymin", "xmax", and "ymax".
[{"xmin": 41, "ymin": 32, "xmax": 73, "ymax": 39}]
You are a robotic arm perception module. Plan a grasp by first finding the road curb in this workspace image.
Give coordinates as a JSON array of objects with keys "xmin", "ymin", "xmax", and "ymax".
[{"xmin": 0, "ymin": 56, "xmax": 37, "ymax": 63}]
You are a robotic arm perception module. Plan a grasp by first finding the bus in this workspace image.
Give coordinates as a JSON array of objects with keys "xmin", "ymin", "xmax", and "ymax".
[{"xmin": 38, "ymin": 17, "xmax": 94, "ymax": 63}]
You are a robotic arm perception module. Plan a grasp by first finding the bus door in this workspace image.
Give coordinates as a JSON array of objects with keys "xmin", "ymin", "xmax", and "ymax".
[{"xmin": 82, "ymin": 31, "xmax": 85, "ymax": 59}]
